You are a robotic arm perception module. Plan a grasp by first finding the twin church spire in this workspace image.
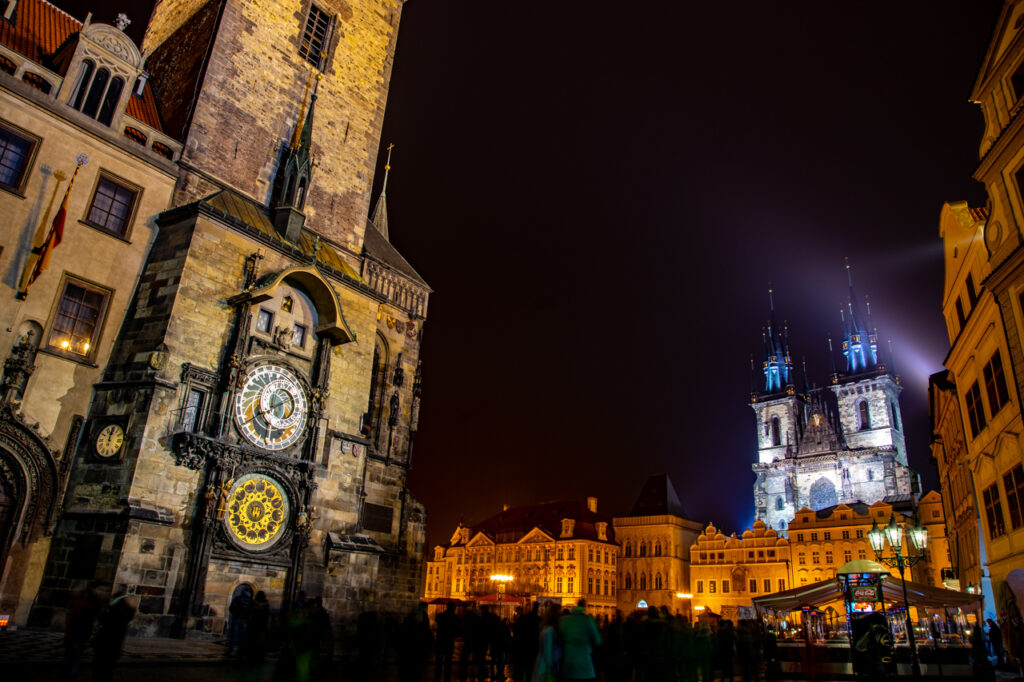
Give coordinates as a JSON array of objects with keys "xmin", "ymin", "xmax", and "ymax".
[{"xmin": 755, "ymin": 263, "xmax": 890, "ymax": 397}]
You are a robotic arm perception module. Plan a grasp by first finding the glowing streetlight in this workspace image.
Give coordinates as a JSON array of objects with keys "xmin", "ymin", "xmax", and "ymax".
[{"xmin": 490, "ymin": 574, "xmax": 514, "ymax": 601}]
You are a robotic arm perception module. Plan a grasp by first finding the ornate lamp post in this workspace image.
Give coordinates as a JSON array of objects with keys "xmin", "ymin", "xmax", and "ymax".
[{"xmin": 867, "ymin": 514, "xmax": 928, "ymax": 679}]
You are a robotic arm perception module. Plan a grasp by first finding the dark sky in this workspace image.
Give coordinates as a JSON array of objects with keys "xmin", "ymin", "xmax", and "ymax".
[{"xmin": 65, "ymin": 1, "xmax": 1004, "ymax": 549}]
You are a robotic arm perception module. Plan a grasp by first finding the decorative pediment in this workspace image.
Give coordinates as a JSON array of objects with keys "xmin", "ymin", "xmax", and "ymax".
[
  {"xmin": 231, "ymin": 265, "xmax": 355, "ymax": 345},
  {"xmin": 518, "ymin": 527, "xmax": 555, "ymax": 544},
  {"xmin": 466, "ymin": 531, "xmax": 494, "ymax": 547},
  {"xmin": 82, "ymin": 23, "xmax": 143, "ymax": 68}
]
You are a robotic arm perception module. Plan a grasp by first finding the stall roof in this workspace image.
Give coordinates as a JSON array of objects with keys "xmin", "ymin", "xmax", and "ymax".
[{"xmin": 752, "ymin": 577, "xmax": 982, "ymax": 612}]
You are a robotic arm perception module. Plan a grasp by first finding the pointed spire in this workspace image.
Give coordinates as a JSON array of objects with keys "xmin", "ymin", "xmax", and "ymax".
[
  {"xmin": 760, "ymin": 288, "xmax": 793, "ymax": 394},
  {"xmin": 371, "ymin": 143, "xmax": 393, "ymax": 240},
  {"xmin": 838, "ymin": 260, "xmax": 881, "ymax": 375},
  {"xmin": 296, "ymin": 75, "xmax": 319, "ymax": 153},
  {"xmin": 801, "ymin": 357, "xmax": 810, "ymax": 395}
]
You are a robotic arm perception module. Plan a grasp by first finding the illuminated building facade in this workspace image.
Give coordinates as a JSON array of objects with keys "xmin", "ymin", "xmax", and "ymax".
[
  {"xmin": 613, "ymin": 474, "xmax": 704, "ymax": 614},
  {"xmin": 687, "ymin": 521, "xmax": 791, "ymax": 620},
  {"xmin": 787, "ymin": 493, "xmax": 950, "ymax": 589},
  {"xmin": 751, "ymin": 280, "xmax": 918, "ymax": 535},
  {"xmin": 937, "ymin": 0, "xmax": 1024, "ymax": 611},
  {"xmin": 425, "ymin": 498, "xmax": 619, "ymax": 617},
  {"xmin": 929, "ymin": 368, "xmax": 985, "ymax": 593},
  {"xmin": 0, "ymin": 0, "xmax": 430, "ymax": 634}
]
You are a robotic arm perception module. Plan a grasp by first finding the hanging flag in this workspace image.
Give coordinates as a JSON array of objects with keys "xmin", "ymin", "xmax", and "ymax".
[{"xmin": 17, "ymin": 154, "xmax": 88, "ymax": 300}]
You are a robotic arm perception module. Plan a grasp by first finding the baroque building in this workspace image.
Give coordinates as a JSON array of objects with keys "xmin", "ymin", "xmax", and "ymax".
[
  {"xmin": 425, "ymin": 498, "xmax": 619, "ymax": 618},
  {"xmin": 612, "ymin": 474, "xmax": 703, "ymax": 615},
  {"xmin": 0, "ymin": 0, "xmax": 431, "ymax": 635},
  {"xmin": 751, "ymin": 278, "xmax": 918, "ymax": 534}
]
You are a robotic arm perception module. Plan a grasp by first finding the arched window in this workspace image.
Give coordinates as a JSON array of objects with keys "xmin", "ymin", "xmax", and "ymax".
[
  {"xmin": 639, "ymin": 541, "xmax": 647, "ymax": 557},
  {"xmin": 639, "ymin": 573, "xmax": 647, "ymax": 590},
  {"xmin": 97, "ymin": 76, "xmax": 124, "ymax": 126},
  {"xmin": 776, "ymin": 497, "xmax": 784, "ymax": 511},
  {"xmin": 654, "ymin": 573, "xmax": 663, "ymax": 590},
  {"xmin": 72, "ymin": 60, "xmax": 95, "ymax": 110},
  {"xmin": 624, "ymin": 541, "xmax": 632, "ymax": 557},
  {"xmin": 80, "ymin": 67, "xmax": 110, "ymax": 119},
  {"xmin": 858, "ymin": 401, "xmax": 871, "ymax": 430},
  {"xmin": 295, "ymin": 178, "xmax": 307, "ymax": 209},
  {"xmin": 624, "ymin": 573, "xmax": 632, "ymax": 590},
  {"xmin": 771, "ymin": 416, "xmax": 781, "ymax": 446},
  {"xmin": 363, "ymin": 335, "xmax": 388, "ymax": 445},
  {"xmin": 654, "ymin": 541, "xmax": 662, "ymax": 557},
  {"xmin": 73, "ymin": 64, "xmax": 125, "ymax": 127}
]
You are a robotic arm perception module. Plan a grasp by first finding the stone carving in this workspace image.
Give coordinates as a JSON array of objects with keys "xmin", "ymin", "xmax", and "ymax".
[{"xmin": 84, "ymin": 24, "xmax": 141, "ymax": 66}]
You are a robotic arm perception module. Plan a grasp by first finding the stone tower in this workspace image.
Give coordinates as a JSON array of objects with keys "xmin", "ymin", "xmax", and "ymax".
[
  {"xmin": 751, "ymin": 270, "xmax": 917, "ymax": 535},
  {"xmin": 28, "ymin": 0, "xmax": 431, "ymax": 636}
]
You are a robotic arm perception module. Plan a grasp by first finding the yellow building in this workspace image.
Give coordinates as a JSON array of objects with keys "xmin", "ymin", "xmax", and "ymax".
[
  {"xmin": 688, "ymin": 521, "xmax": 791, "ymax": 620},
  {"xmin": 936, "ymin": 0, "xmax": 1024, "ymax": 615},
  {"xmin": 613, "ymin": 474, "xmax": 704, "ymax": 614},
  {"xmin": 425, "ymin": 498, "xmax": 619, "ymax": 618},
  {"xmin": 787, "ymin": 494, "xmax": 950, "ymax": 589}
]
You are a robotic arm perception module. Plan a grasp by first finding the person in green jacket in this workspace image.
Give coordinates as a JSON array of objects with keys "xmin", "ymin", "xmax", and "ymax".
[{"xmin": 558, "ymin": 599, "xmax": 602, "ymax": 681}]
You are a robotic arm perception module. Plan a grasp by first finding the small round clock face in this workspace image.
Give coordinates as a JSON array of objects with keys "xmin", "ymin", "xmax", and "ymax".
[
  {"xmin": 234, "ymin": 364, "xmax": 308, "ymax": 451},
  {"xmin": 224, "ymin": 473, "xmax": 290, "ymax": 550},
  {"xmin": 95, "ymin": 424, "xmax": 124, "ymax": 458}
]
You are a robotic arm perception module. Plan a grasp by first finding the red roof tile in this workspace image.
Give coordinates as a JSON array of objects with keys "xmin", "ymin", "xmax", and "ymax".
[
  {"xmin": 126, "ymin": 82, "xmax": 164, "ymax": 133},
  {"xmin": 0, "ymin": 0, "xmax": 80, "ymax": 62}
]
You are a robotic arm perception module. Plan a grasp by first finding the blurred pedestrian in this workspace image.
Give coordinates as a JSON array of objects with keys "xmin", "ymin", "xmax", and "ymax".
[
  {"xmin": 91, "ymin": 592, "xmax": 138, "ymax": 682},
  {"xmin": 988, "ymin": 618, "xmax": 1005, "ymax": 668},
  {"xmin": 558, "ymin": 599, "xmax": 601, "ymax": 682},
  {"xmin": 532, "ymin": 603, "xmax": 562, "ymax": 682},
  {"xmin": 512, "ymin": 603, "xmax": 540, "ymax": 682},
  {"xmin": 228, "ymin": 586, "xmax": 253, "ymax": 656},
  {"xmin": 435, "ymin": 602, "xmax": 460, "ymax": 682},
  {"xmin": 59, "ymin": 580, "xmax": 109, "ymax": 681},
  {"xmin": 244, "ymin": 591, "xmax": 270, "ymax": 662},
  {"xmin": 398, "ymin": 603, "xmax": 434, "ymax": 682},
  {"xmin": 695, "ymin": 622, "xmax": 713, "ymax": 682},
  {"xmin": 717, "ymin": 619, "xmax": 736, "ymax": 681}
]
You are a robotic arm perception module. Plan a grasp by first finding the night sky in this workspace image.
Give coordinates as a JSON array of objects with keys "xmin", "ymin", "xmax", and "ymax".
[{"xmin": 65, "ymin": 1, "xmax": 1004, "ymax": 549}]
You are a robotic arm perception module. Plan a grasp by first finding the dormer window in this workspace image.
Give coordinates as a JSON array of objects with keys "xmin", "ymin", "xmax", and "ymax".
[{"xmin": 72, "ymin": 61, "xmax": 125, "ymax": 126}]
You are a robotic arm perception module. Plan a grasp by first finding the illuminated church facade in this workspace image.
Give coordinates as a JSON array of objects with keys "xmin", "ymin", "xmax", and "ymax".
[{"xmin": 750, "ymin": 273, "xmax": 919, "ymax": 535}]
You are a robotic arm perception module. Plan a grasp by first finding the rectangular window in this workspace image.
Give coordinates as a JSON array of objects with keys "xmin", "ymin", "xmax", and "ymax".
[
  {"xmin": 299, "ymin": 5, "xmax": 333, "ymax": 69},
  {"xmin": 1006, "ymin": 465, "xmax": 1024, "ymax": 530},
  {"xmin": 567, "ymin": 546, "xmax": 575, "ymax": 560},
  {"xmin": 844, "ymin": 551, "xmax": 852, "ymax": 563},
  {"xmin": 984, "ymin": 351, "xmax": 1011, "ymax": 416},
  {"xmin": 588, "ymin": 577, "xmax": 593, "ymax": 594},
  {"xmin": 810, "ymin": 532, "xmax": 818, "ymax": 541},
  {"xmin": 798, "ymin": 553, "xmax": 806, "ymax": 565},
  {"xmin": 778, "ymin": 579, "xmax": 785, "ymax": 591},
  {"xmin": 749, "ymin": 579, "xmax": 757, "ymax": 593},
  {"xmin": 556, "ymin": 577, "xmax": 563, "ymax": 593},
  {"xmin": 966, "ymin": 381, "xmax": 988, "ymax": 437},
  {"xmin": 764, "ymin": 579, "xmax": 771, "ymax": 592},
  {"xmin": 856, "ymin": 529, "xmax": 864, "ymax": 539},
  {"xmin": 858, "ymin": 549, "xmax": 866, "ymax": 560},
  {"xmin": 588, "ymin": 547, "xmax": 593, "ymax": 561},
  {"xmin": 796, "ymin": 533, "xmax": 804, "ymax": 542},
  {"xmin": 812, "ymin": 552, "xmax": 820, "ymax": 564},
  {"xmin": 0, "ymin": 121, "xmax": 38, "ymax": 192},
  {"xmin": 292, "ymin": 323, "xmax": 307, "ymax": 348},
  {"xmin": 257, "ymin": 309, "xmax": 273, "ymax": 332},
  {"xmin": 722, "ymin": 580, "xmax": 730, "ymax": 593},
  {"xmin": 984, "ymin": 484, "xmax": 1007, "ymax": 538},
  {"xmin": 823, "ymin": 532, "xmax": 831, "ymax": 540},
  {"xmin": 181, "ymin": 388, "xmax": 206, "ymax": 432},
  {"xmin": 46, "ymin": 276, "xmax": 110, "ymax": 360},
  {"xmin": 767, "ymin": 550, "xmax": 775, "ymax": 558},
  {"xmin": 825, "ymin": 552, "xmax": 833, "ymax": 563},
  {"xmin": 567, "ymin": 576, "xmax": 574, "ymax": 593},
  {"xmin": 709, "ymin": 581, "xmax": 716, "ymax": 593},
  {"xmin": 842, "ymin": 530, "xmax": 850, "ymax": 539},
  {"xmin": 747, "ymin": 550, "xmax": 754, "ymax": 559},
  {"xmin": 85, "ymin": 173, "xmax": 140, "ymax": 237},
  {"xmin": 696, "ymin": 581, "xmax": 703, "ymax": 594},
  {"xmin": 362, "ymin": 502, "xmax": 393, "ymax": 533}
]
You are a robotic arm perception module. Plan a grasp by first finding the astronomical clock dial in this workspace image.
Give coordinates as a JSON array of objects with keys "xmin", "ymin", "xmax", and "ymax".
[
  {"xmin": 95, "ymin": 423, "xmax": 124, "ymax": 458},
  {"xmin": 234, "ymin": 364, "xmax": 308, "ymax": 451},
  {"xmin": 224, "ymin": 473, "xmax": 290, "ymax": 550}
]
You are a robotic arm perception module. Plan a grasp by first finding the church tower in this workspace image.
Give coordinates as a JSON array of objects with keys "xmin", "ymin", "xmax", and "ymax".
[{"xmin": 751, "ymin": 291, "xmax": 803, "ymax": 465}]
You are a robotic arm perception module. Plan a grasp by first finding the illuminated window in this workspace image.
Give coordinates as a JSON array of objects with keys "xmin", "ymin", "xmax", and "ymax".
[
  {"xmin": 966, "ymin": 381, "xmax": 987, "ymax": 437},
  {"xmin": 984, "ymin": 483, "xmax": 1007, "ymax": 539},
  {"xmin": 708, "ymin": 580, "xmax": 716, "ymax": 593},
  {"xmin": 696, "ymin": 580, "xmax": 703, "ymax": 593},
  {"xmin": 46, "ymin": 276, "xmax": 110, "ymax": 361},
  {"xmin": 984, "ymin": 351, "xmax": 1011, "ymax": 416},
  {"xmin": 85, "ymin": 173, "xmax": 140, "ymax": 237},
  {"xmin": 299, "ymin": 5, "xmax": 333, "ymax": 70},
  {"xmin": 292, "ymin": 323, "xmax": 307, "ymax": 347},
  {"xmin": 0, "ymin": 120, "xmax": 38, "ymax": 193},
  {"xmin": 256, "ymin": 309, "xmax": 273, "ymax": 332},
  {"xmin": 1006, "ymin": 465, "xmax": 1024, "ymax": 530}
]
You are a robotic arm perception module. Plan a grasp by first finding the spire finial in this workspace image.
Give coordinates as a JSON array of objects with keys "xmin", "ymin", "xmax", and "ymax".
[
  {"xmin": 371, "ymin": 143, "xmax": 394, "ymax": 239},
  {"xmin": 381, "ymin": 142, "xmax": 394, "ymax": 197},
  {"xmin": 845, "ymin": 256, "xmax": 853, "ymax": 287},
  {"xmin": 768, "ymin": 283, "xmax": 774, "ymax": 312}
]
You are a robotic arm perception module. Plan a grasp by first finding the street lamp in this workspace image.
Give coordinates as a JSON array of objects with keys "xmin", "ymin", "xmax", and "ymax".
[
  {"xmin": 490, "ymin": 574, "xmax": 514, "ymax": 601},
  {"xmin": 867, "ymin": 514, "xmax": 928, "ymax": 679},
  {"xmin": 675, "ymin": 592, "xmax": 693, "ymax": 619}
]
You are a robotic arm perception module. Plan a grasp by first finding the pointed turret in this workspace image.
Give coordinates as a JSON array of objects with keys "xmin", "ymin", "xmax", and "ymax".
[
  {"xmin": 371, "ymin": 143, "xmax": 393, "ymax": 240},
  {"xmin": 272, "ymin": 74, "xmax": 320, "ymax": 243},
  {"xmin": 839, "ymin": 261, "xmax": 880, "ymax": 375},
  {"xmin": 761, "ymin": 289, "xmax": 794, "ymax": 393}
]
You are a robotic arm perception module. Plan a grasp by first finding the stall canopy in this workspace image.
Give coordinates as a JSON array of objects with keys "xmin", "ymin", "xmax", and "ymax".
[{"xmin": 753, "ymin": 577, "xmax": 982, "ymax": 613}]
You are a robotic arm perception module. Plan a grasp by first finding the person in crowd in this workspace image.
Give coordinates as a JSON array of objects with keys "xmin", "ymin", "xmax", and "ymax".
[
  {"xmin": 512, "ymin": 603, "xmax": 540, "ymax": 682},
  {"xmin": 694, "ymin": 621, "xmax": 714, "ymax": 682},
  {"xmin": 397, "ymin": 603, "xmax": 434, "ymax": 682},
  {"xmin": 717, "ymin": 619, "xmax": 736, "ymax": 681},
  {"xmin": 91, "ymin": 592, "xmax": 138, "ymax": 682},
  {"xmin": 243, "ymin": 591, "xmax": 270, "ymax": 662},
  {"xmin": 558, "ymin": 599, "xmax": 601, "ymax": 682},
  {"xmin": 675, "ymin": 615, "xmax": 697, "ymax": 682},
  {"xmin": 227, "ymin": 586, "xmax": 253, "ymax": 656},
  {"xmin": 988, "ymin": 618, "xmax": 1005, "ymax": 668},
  {"xmin": 355, "ymin": 609, "xmax": 385, "ymax": 681},
  {"xmin": 532, "ymin": 603, "xmax": 562, "ymax": 682},
  {"xmin": 59, "ymin": 580, "xmax": 110, "ymax": 681},
  {"xmin": 602, "ymin": 611, "xmax": 631, "ymax": 682},
  {"xmin": 638, "ymin": 606, "xmax": 669, "ymax": 682},
  {"xmin": 434, "ymin": 602, "xmax": 460, "ymax": 682}
]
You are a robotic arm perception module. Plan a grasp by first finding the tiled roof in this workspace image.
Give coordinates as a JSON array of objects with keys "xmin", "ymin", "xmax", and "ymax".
[
  {"xmin": 464, "ymin": 499, "xmax": 615, "ymax": 545},
  {"xmin": 199, "ymin": 189, "xmax": 362, "ymax": 281},
  {"xmin": 125, "ymin": 85, "xmax": 164, "ymax": 133},
  {"xmin": 0, "ymin": 0, "xmax": 80, "ymax": 62},
  {"xmin": 363, "ymin": 221, "xmax": 429, "ymax": 287}
]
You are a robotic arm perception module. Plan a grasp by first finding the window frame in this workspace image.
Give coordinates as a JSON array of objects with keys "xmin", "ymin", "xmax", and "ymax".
[
  {"xmin": 1003, "ymin": 464, "xmax": 1024, "ymax": 530},
  {"xmin": 178, "ymin": 363, "xmax": 218, "ymax": 435},
  {"xmin": 983, "ymin": 350, "xmax": 1011, "ymax": 416},
  {"xmin": 41, "ymin": 273, "xmax": 112, "ymax": 364},
  {"xmin": 0, "ymin": 118, "xmax": 40, "ymax": 195},
  {"xmin": 965, "ymin": 380, "xmax": 988, "ymax": 438},
  {"xmin": 983, "ymin": 483, "xmax": 1007, "ymax": 539},
  {"xmin": 298, "ymin": 3, "xmax": 334, "ymax": 70},
  {"xmin": 81, "ymin": 169, "xmax": 142, "ymax": 240}
]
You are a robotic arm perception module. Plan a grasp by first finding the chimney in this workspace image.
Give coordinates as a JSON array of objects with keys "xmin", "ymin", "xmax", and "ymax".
[
  {"xmin": 3, "ymin": 1, "xmax": 16, "ymax": 21},
  {"xmin": 586, "ymin": 496, "xmax": 598, "ymax": 513},
  {"xmin": 135, "ymin": 72, "xmax": 149, "ymax": 96}
]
